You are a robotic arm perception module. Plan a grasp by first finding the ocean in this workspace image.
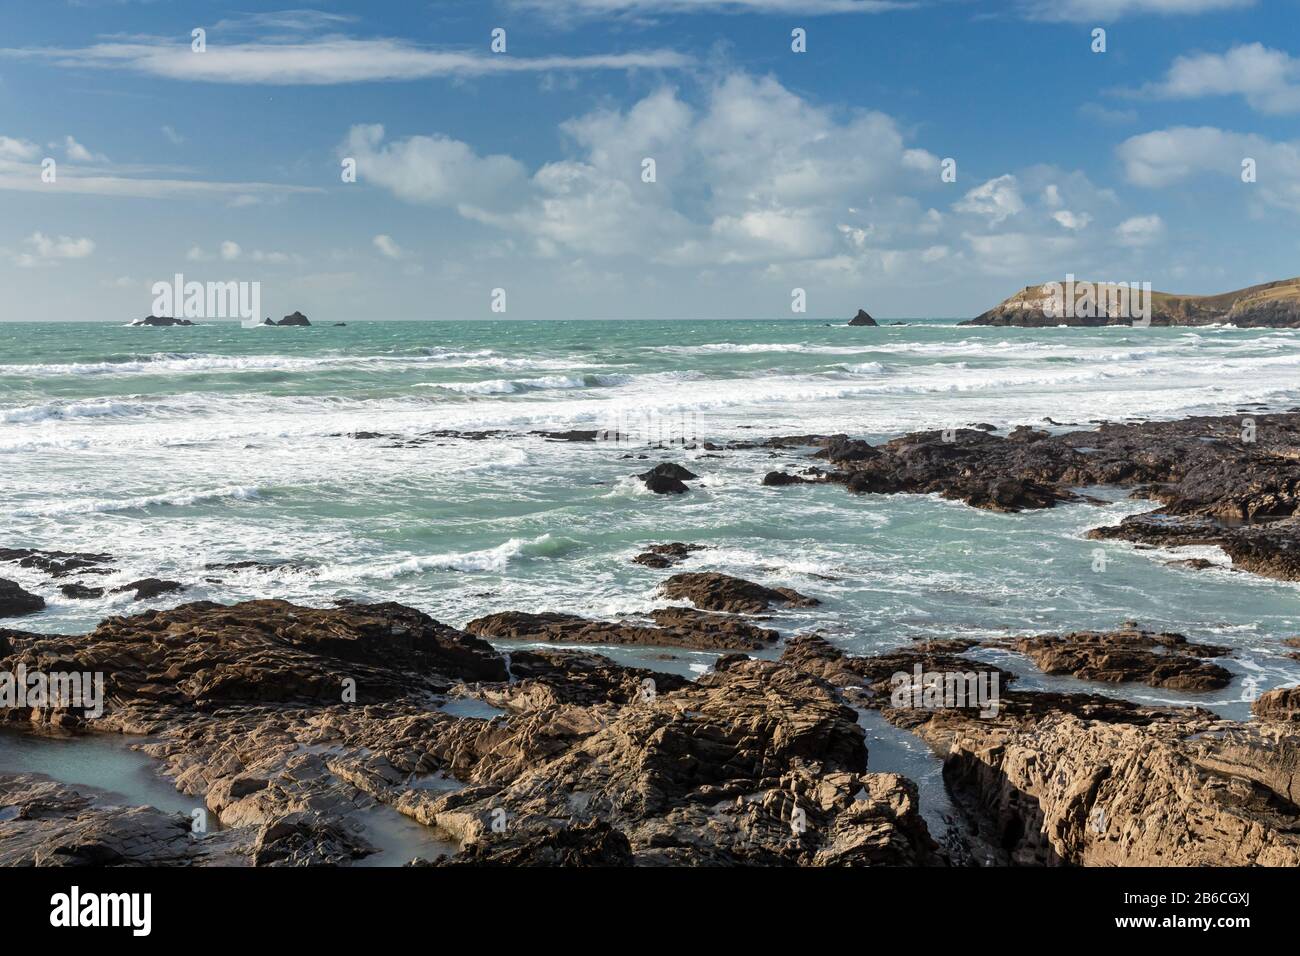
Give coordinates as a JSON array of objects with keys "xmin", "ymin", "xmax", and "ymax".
[{"xmin": 3, "ymin": 318, "xmax": 1299, "ymax": 721}]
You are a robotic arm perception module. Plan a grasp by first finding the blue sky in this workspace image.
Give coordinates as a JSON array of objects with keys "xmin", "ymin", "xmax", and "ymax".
[{"xmin": 1, "ymin": 0, "xmax": 1297, "ymax": 320}]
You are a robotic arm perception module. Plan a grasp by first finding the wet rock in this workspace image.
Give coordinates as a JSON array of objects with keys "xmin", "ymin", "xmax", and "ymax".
[
  {"xmin": 131, "ymin": 315, "xmax": 195, "ymax": 327},
  {"xmin": 250, "ymin": 811, "xmax": 371, "ymax": 866},
  {"xmin": 635, "ymin": 462, "xmax": 699, "ymax": 494},
  {"xmin": 59, "ymin": 583, "xmax": 104, "ymax": 600},
  {"xmin": 435, "ymin": 818, "xmax": 633, "ymax": 866},
  {"xmin": 276, "ymin": 311, "xmax": 311, "ymax": 326},
  {"xmin": 111, "ymin": 578, "xmax": 186, "ymax": 601},
  {"xmin": 0, "ymin": 774, "xmax": 209, "ymax": 866},
  {"xmin": 3, "ymin": 599, "xmax": 507, "ymax": 715},
  {"xmin": 1253, "ymin": 687, "xmax": 1300, "ymax": 722},
  {"xmin": 465, "ymin": 608, "xmax": 779, "ymax": 651},
  {"xmin": 660, "ymin": 572, "xmax": 819, "ymax": 613},
  {"xmin": 762, "ymin": 413, "xmax": 1300, "ymax": 578},
  {"xmin": 0, "ymin": 579, "xmax": 44, "ymax": 618},
  {"xmin": 631, "ymin": 542, "xmax": 707, "ymax": 568},
  {"xmin": 1002, "ymin": 627, "xmax": 1234, "ymax": 690},
  {"xmin": 0, "ymin": 548, "xmax": 115, "ymax": 578},
  {"xmin": 847, "ymin": 309, "xmax": 878, "ymax": 327}
]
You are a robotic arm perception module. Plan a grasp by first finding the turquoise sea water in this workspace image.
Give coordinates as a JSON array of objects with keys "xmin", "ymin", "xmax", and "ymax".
[{"xmin": 2, "ymin": 318, "xmax": 1299, "ymax": 723}]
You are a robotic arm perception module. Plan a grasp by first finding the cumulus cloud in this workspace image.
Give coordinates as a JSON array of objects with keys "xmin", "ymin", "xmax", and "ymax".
[
  {"xmin": 220, "ymin": 240, "xmax": 241, "ymax": 261},
  {"xmin": 14, "ymin": 232, "xmax": 95, "ymax": 267},
  {"xmin": 1140, "ymin": 43, "xmax": 1300, "ymax": 114},
  {"xmin": 0, "ymin": 135, "xmax": 39, "ymax": 160},
  {"xmin": 1115, "ymin": 214, "xmax": 1165, "ymax": 246},
  {"xmin": 954, "ymin": 175, "xmax": 1025, "ymax": 226},
  {"xmin": 1117, "ymin": 125, "xmax": 1300, "ymax": 212},
  {"xmin": 343, "ymin": 74, "xmax": 940, "ymax": 267}
]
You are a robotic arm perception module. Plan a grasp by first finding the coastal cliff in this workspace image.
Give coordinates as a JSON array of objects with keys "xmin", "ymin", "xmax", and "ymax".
[{"xmin": 963, "ymin": 276, "xmax": 1300, "ymax": 327}]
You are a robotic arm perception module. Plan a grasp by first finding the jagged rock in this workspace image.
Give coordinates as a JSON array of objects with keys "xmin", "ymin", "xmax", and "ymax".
[
  {"xmin": 465, "ymin": 608, "xmax": 778, "ymax": 651},
  {"xmin": 660, "ymin": 572, "xmax": 819, "ymax": 613},
  {"xmin": 250, "ymin": 811, "xmax": 370, "ymax": 866},
  {"xmin": 1254, "ymin": 687, "xmax": 1300, "ymax": 722},
  {"xmin": 1, "ymin": 599, "xmax": 507, "ymax": 716},
  {"xmin": 760, "ymin": 413, "xmax": 1300, "ymax": 579},
  {"xmin": 59, "ymin": 583, "xmax": 104, "ymax": 600},
  {"xmin": 435, "ymin": 818, "xmax": 633, "ymax": 866},
  {"xmin": 848, "ymin": 309, "xmax": 878, "ymax": 327},
  {"xmin": 111, "ymin": 578, "xmax": 186, "ymax": 601},
  {"xmin": 780, "ymin": 633, "xmax": 1300, "ymax": 867},
  {"xmin": 635, "ymin": 463, "xmax": 699, "ymax": 495},
  {"xmin": 131, "ymin": 315, "xmax": 195, "ymax": 327},
  {"xmin": 631, "ymin": 542, "xmax": 707, "ymax": 568},
  {"xmin": 0, "ymin": 775, "xmax": 207, "ymax": 866},
  {"xmin": 0, "ymin": 579, "xmax": 44, "ymax": 617},
  {"xmin": 0, "ymin": 548, "xmax": 115, "ymax": 578},
  {"xmin": 276, "ymin": 311, "xmax": 311, "ymax": 326},
  {"xmin": 1002, "ymin": 627, "xmax": 1233, "ymax": 690}
]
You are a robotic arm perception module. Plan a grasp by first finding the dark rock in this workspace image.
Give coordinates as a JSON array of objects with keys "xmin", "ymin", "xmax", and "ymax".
[
  {"xmin": 277, "ymin": 311, "xmax": 311, "ymax": 326},
  {"xmin": 1002, "ymin": 628, "xmax": 1233, "ymax": 690},
  {"xmin": 58, "ymin": 583, "xmax": 104, "ymax": 600},
  {"xmin": 0, "ymin": 548, "xmax": 115, "ymax": 578},
  {"xmin": 660, "ymin": 572, "xmax": 819, "ymax": 613},
  {"xmin": 0, "ymin": 579, "xmax": 44, "ymax": 617},
  {"xmin": 131, "ymin": 315, "xmax": 195, "ymax": 327},
  {"xmin": 111, "ymin": 578, "xmax": 186, "ymax": 601},
  {"xmin": 436, "ymin": 819, "xmax": 633, "ymax": 867},
  {"xmin": 465, "ymin": 608, "xmax": 779, "ymax": 651},
  {"xmin": 848, "ymin": 309, "xmax": 878, "ymax": 327},
  {"xmin": 631, "ymin": 542, "xmax": 707, "ymax": 568}
]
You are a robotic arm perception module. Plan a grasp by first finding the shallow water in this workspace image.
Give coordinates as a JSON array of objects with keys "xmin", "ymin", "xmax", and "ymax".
[{"xmin": 1, "ymin": 321, "xmax": 1296, "ymax": 713}]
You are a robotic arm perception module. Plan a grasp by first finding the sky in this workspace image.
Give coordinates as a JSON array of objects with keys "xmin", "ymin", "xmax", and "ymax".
[{"xmin": 0, "ymin": 0, "xmax": 1297, "ymax": 321}]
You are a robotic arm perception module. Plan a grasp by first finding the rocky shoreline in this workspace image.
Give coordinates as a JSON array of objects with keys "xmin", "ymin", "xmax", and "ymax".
[{"xmin": 3, "ymin": 409, "xmax": 1299, "ymax": 867}]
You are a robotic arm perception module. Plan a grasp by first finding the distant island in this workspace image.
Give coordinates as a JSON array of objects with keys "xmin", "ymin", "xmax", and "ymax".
[{"xmin": 964, "ymin": 277, "xmax": 1300, "ymax": 328}]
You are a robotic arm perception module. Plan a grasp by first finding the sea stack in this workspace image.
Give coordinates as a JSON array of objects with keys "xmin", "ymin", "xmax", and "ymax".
[
  {"xmin": 848, "ymin": 309, "xmax": 878, "ymax": 327},
  {"xmin": 277, "ymin": 311, "xmax": 312, "ymax": 327},
  {"xmin": 132, "ymin": 315, "xmax": 195, "ymax": 327}
]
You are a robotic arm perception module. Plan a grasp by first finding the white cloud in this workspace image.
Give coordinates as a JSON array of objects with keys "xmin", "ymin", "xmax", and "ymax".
[
  {"xmin": 14, "ymin": 232, "xmax": 95, "ymax": 267},
  {"xmin": 1142, "ymin": 43, "xmax": 1300, "ymax": 114},
  {"xmin": 1019, "ymin": 0, "xmax": 1252, "ymax": 21},
  {"xmin": 1052, "ymin": 209, "xmax": 1092, "ymax": 230},
  {"xmin": 1115, "ymin": 214, "xmax": 1165, "ymax": 246},
  {"xmin": 1117, "ymin": 126, "xmax": 1300, "ymax": 213},
  {"xmin": 220, "ymin": 241, "xmax": 241, "ymax": 261},
  {"xmin": 186, "ymin": 246, "xmax": 209, "ymax": 261},
  {"xmin": 161, "ymin": 125, "xmax": 184, "ymax": 145},
  {"xmin": 62, "ymin": 135, "xmax": 106, "ymax": 163},
  {"xmin": 343, "ymin": 74, "xmax": 939, "ymax": 267},
  {"xmin": 373, "ymin": 234, "xmax": 404, "ymax": 259},
  {"xmin": 0, "ymin": 135, "xmax": 38, "ymax": 160},
  {"xmin": 1, "ymin": 38, "xmax": 690, "ymax": 85},
  {"xmin": 341, "ymin": 124, "xmax": 527, "ymax": 209},
  {"xmin": 954, "ymin": 175, "xmax": 1025, "ymax": 226}
]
